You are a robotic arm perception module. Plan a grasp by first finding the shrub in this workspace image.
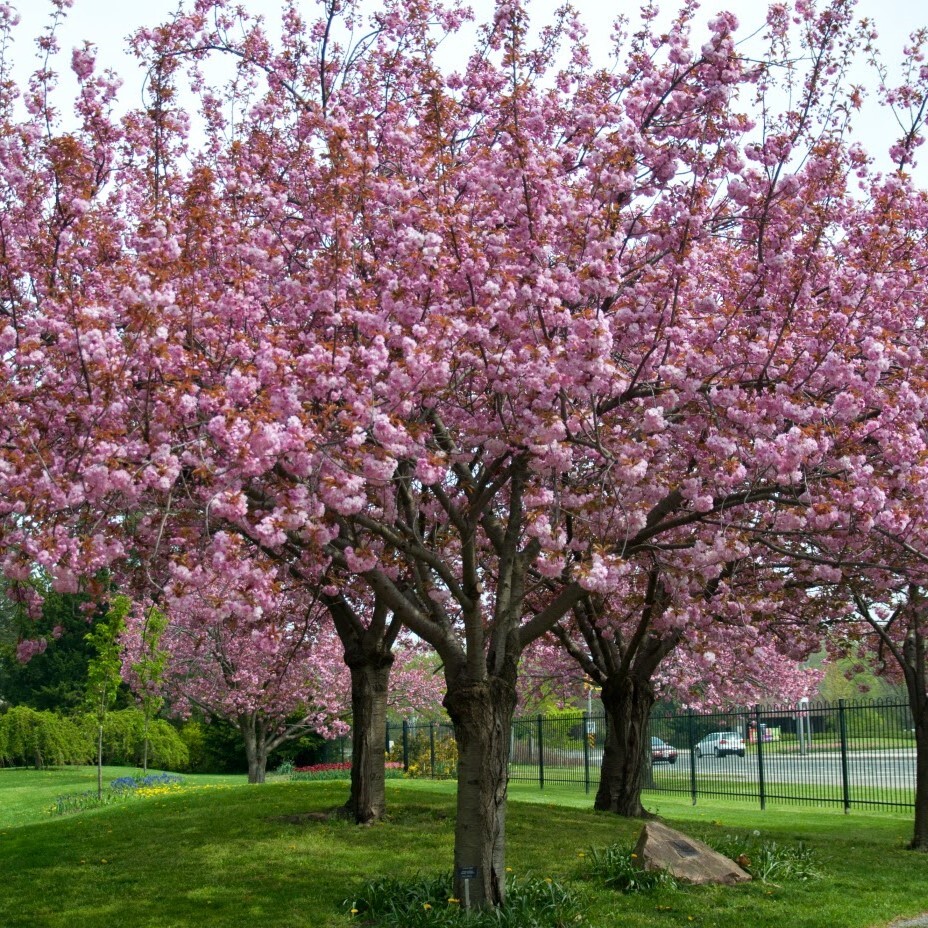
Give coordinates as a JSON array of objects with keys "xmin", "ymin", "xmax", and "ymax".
[
  {"xmin": 177, "ymin": 716, "xmax": 247, "ymax": 773},
  {"xmin": 390, "ymin": 732, "xmax": 458, "ymax": 779},
  {"xmin": 145, "ymin": 719, "xmax": 190, "ymax": 770},
  {"xmin": 0, "ymin": 706, "xmax": 92, "ymax": 768},
  {"xmin": 78, "ymin": 708, "xmax": 189, "ymax": 770}
]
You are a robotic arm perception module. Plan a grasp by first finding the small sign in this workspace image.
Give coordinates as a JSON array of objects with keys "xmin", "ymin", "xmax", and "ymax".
[{"xmin": 457, "ymin": 866, "xmax": 479, "ymax": 880}]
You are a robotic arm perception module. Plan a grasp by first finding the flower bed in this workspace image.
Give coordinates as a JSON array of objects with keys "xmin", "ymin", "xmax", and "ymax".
[{"xmin": 290, "ymin": 762, "xmax": 405, "ymax": 781}]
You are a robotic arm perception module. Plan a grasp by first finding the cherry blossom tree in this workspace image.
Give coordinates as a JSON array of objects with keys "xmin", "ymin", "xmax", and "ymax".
[
  {"xmin": 543, "ymin": 552, "xmax": 822, "ymax": 817},
  {"xmin": 3, "ymin": 0, "xmax": 928, "ymax": 907},
  {"xmin": 121, "ymin": 567, "xmax": 346, "ymax": 784},
  {"xmin": 124, "ymin": 554, "xmax": 440, "ymax": 786},
  {"xmin": 843, "ymin": 581, "xmax": 928, "ymax": 850}
]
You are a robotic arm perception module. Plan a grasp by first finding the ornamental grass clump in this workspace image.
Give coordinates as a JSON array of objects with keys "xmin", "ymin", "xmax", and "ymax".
[
  {"xmin": 586, "ymin": 843, "xmax": 678, "ymax": 894},
  {"xmin": 49, "ymin": 789, "xmax": 128, "ymax": 816},
  {"xmin": 346, "ymin": 872, "xmax": 586, "ymax": 928},
  {"xmin": 709, "ymin": 833, "xmax": 824, "ymax": 884}
]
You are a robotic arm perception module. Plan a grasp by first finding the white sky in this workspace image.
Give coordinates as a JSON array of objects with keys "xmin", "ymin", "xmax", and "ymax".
[{"xmin": 5, "ymin": 0, "xmax": 927, "ymax": 177}]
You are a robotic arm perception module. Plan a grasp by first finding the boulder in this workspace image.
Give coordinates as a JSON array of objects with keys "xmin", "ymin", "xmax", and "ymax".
[{"xmin": 633, "ymin": 821, "xmax": 752, "ymax": 886}]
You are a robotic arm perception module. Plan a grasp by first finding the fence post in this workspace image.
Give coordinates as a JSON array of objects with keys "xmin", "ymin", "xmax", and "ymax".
[
  {"xmin": 582, "ymin": 712, "xmax": 591, "ymax": 794},
  {"xmin": 402, "ymin": 720, "xmax": 410, "ymax": 772},
  {"xmin": 838, "ymin": 699, "xmax": 851, "ymax": 813},
  {"xmin": 688, "ymin": 709, "xmax": 698, "ymax": 806},
  {"xmin": 429, "ymin": 721, "xmax": 436, "ymax": 779},
  {"xmin": 537, "ymin": 714, "xmax": 545, "ymax": 790},
  {"xmin": 755, "ymin": 705, "xmax": 766, "ymax": 811}
]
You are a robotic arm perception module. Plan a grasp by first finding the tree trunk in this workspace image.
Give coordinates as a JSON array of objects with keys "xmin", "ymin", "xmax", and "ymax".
[
  {"xmin": 444, "ymin": 675, "xmax": 517, "ymax": 910},
  {"xmin": 142, "ymin": 715, "xmax": 149, "ymax": 775},
  {"xmin": 902, "ymin": 624, "xmax": 928, "ymax": 851},
  {"xmin": 241, "ymin": 717, "xmax": 268, "ymax": 784},
  {"xmin": 594, "ymin": 673, "xmax": 655, "ymax": 818},
  {"xmin": 97, "ymin": 723, "xmax": 104, "ymax": 801},
  {"xmin": 344, "ymin": 655, "xmax": 392, "ymax": 824},
  {"xmin": 913, "ymin": 711, "xmax": 928, "ymax": 851}
]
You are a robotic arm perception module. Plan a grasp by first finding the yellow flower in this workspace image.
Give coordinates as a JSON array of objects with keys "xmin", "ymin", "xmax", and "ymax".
[
  {"xmin": 544, "ymin": 878, "xmax": 552, "ymax": 884},
  {"xmin": 350, "ymin": 908, "xmax": 358, "ymax": 915},
  {"xmin": 505, "ymin": 867, "xmax": 513, "ymax": 872},
  {"xmin": 630, "ymin": 853, "xmax": 637, "ymax": 859},
  {"xmin": 448, "ymin": 897, "xmax": 460, "ymax": 904},
  {"xmin": 577, "ymin": 852, "xmax": 586, "ymax": 858},
  {"xmin": 423, "ymin": 903, "xmax": 432, "ymax": 910}
]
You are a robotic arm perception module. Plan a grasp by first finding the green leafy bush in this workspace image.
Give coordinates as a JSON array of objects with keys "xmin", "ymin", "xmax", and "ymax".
[
  {"xmin": 391, "ymin": 732, "xmax": 458, "ymax": 779},
  {"xmin": 78, "ymin": 708, "xmax": 189, "ymax": 770},
  {"xmin": 144, "ymin": 718, "xmax": 190, "ymax": 770},
  {"xmin": 0, "ymin": 706, "xmax": 93, "ymax": 768}
]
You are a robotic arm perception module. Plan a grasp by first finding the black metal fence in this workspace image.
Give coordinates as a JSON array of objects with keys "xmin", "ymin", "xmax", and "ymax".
[{"xmin": 376, "ymin": 697, "xmax": 917, "ymax": 811}]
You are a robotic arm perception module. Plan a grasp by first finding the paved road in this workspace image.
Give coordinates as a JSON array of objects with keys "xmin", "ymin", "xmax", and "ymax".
[{"xmin": 651, "ymin": 747, "xmax": 917, "ymax": 792}]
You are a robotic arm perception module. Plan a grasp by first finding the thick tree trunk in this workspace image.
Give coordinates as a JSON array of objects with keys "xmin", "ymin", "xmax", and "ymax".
[
  {"xmin": 444, "ymin": 676, "xmax": 517, "ymax": 910},
  {"xmin": 241, "ymin": 717, "xmax": 268, "ymax": 784},
  {"xmin": 594, "ymin": 674, "xmax": 655, "ymax": 818},
  {"xmin": 343, "ymin": 655, "xmax": 392, "ymax": 824},
  {"xmin": 913, "ymin": 712, "xmax": 928, "ymax": 851},
  {"xmin": 902, "ymin": 625, "xmax": 928, "ymax": 851}
]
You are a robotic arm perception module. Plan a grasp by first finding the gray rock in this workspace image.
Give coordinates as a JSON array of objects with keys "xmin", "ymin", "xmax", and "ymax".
[{"xmin": 633, "ymin": 821, "xmax": 752, "ymax": 886}]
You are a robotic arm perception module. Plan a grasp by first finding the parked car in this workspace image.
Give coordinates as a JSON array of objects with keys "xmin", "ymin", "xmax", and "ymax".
[
  {"xmin": 694, "ymin": 731, "xmax": 746, "ymax": 758},
  {"xmin": 650, "ymin": 736, "xmax": 678, "ymax": 765}
]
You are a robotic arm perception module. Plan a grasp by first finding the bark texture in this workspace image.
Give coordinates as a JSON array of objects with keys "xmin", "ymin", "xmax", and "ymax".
[
  {"xmin": 343, "ymin": 652, "xmax": 393, "ymax": 824},
  {"xmin": 444, "ymin": 675, "xmax": 517, "ymax": 909},
  {"xmin": 595, "ymin": 674, "xmax": 656, "ymax": 817},
  {"xmin": 913, "ymin": 712, "xmax": 928, "ymax": 851},
  {"xmin": 241, "ymin": 716, "xmax": 268, "ymax": 784},
  {"xmin": 903, "ymin": 627, "xmax": 928, "ymax": 851}
]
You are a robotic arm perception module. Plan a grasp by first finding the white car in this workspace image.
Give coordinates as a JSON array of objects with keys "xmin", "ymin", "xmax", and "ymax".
[{"xmin": 694, "ymin": 731, "xmax": 746, "ymax": 758}]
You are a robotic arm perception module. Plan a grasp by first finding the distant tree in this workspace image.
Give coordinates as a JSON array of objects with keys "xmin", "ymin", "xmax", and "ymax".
[{"xmin": 0, "ymin": 584, "xmax": 99, "ymax": 712}]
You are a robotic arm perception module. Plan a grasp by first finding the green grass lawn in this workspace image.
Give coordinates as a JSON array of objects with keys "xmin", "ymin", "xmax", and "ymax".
[{"xmin": 1, "ymin": 766, "xmax": 927, "ymax": 928}]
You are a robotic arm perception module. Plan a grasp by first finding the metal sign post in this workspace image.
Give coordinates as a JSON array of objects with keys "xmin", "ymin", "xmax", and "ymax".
[{"xmin": 457, "ymin": 867, "xmax": 478, "ymax": 910}]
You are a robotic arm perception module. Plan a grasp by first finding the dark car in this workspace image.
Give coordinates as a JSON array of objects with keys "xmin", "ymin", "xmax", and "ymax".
[{"xmin": 650, "ymin": 736, "xmax": 678, "ymax": 765}]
